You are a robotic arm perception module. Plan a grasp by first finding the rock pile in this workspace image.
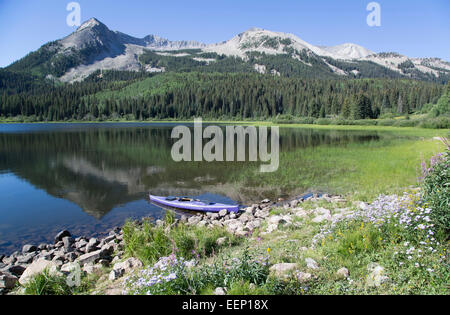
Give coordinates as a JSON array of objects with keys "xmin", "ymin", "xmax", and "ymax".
[{"xmin": 0, "ymin": 228, "xmax": 124, "ymax": 294}]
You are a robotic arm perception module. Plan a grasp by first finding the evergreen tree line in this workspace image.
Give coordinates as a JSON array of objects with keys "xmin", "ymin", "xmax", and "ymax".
[{"xmin": 0, "ymin": 72, "xmax": 444, "ymax": 121}]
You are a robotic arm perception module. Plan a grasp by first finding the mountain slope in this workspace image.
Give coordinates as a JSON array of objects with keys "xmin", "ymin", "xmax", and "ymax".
[{"xmin": 5, "ymin": 18, "xmax": 450, "ymax": 83}]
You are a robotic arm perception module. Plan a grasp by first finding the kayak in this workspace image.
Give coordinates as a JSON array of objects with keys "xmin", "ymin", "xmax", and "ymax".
[{"xmin": 150, "ymin": 195, "xmax": 240, "ymax": 213}]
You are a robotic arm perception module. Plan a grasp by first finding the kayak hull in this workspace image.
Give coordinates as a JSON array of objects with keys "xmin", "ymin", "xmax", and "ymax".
[{"xmin": 150, "ymin": 195, "xmax": 239, "ymax": 213}]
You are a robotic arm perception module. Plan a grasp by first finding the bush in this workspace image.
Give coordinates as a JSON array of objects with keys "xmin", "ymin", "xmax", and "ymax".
[{"xmin": 421, "ymin": 147, "xmax": 449, "ymax": 239}]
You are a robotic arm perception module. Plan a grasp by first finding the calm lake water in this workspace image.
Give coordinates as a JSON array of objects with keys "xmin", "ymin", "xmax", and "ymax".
[{"xmin": 0, "ymin": 123, "xmax": 382, "ymax": 255}]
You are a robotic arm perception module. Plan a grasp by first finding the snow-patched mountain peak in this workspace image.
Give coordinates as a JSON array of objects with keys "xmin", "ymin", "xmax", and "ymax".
[
  {"xmin": 204, "ymin": 27, "xmax": 330, "ymax": 58},
  {"xmin": 321, "ymin": 43, "xmax": 375, "ymax": 60},
  {"xmin": 76, "ymin": 18, "xmax": 104, "ymax": 32}
]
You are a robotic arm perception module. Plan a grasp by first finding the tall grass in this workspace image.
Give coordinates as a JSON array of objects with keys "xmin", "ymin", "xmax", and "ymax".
[
  {"xmin": 122, "ymin": 212, "xmax": 239, "ymax": 265},
  {"xmin": 234, "ymin": 138, "xmax": 445, "ymax": 201}
]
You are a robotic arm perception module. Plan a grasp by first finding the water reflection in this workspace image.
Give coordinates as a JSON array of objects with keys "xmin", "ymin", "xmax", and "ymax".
[{"xmin": 0, "ymin": 123, "xmax": 381, "ymax": 254}]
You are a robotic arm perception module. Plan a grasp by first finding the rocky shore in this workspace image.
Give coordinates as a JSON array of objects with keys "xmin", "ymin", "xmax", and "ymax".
[{"xmin": 0, "ymin": 193, "xmax": 348, "ymax": 295}]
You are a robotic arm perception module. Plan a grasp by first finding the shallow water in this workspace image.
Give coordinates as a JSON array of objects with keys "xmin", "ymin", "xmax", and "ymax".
[{"xmin": 0, "ymin": 123, "xmax": 381, "ymax": 254}]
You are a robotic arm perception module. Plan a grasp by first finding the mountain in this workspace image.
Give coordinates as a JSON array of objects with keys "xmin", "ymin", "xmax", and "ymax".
[
  {"xmin": 4, "ymin": 18, "xmax": 450, "ymax": 83},
  {"xmin": 6, "ymin": 18, "xmax": 206, "ymax": 82},
  {"xmin": 320, "ymin": 43, "xmax": 374, "ymax": 59}
]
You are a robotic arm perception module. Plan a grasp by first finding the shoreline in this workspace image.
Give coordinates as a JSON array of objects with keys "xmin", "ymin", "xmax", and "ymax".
[{"xmin": 0, "ymin": 193, "xmax": 334, "ymax": 294}]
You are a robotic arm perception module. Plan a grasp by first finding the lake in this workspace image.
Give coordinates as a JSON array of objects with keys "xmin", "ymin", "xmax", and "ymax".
[{"xmin": 0, "ymin": 122, "xmax": 386, "ymax": 254}]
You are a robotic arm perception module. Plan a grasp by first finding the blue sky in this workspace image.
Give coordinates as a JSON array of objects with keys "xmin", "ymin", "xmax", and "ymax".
[{"xmin": 0, "ymin": 0, "xmax": 449, "ymax": 67}]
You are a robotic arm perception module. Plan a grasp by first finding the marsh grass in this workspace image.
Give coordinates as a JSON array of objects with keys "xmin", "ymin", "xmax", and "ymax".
[{"xmin": 236, "ymin": 138, "xmax": 446, "ymax": 201}]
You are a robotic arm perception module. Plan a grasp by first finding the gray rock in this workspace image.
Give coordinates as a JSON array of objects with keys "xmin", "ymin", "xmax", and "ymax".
[
  {"xmin": 2, "ymin": 256, "xmax": 16, "ymax": 266},
  {"xmin": 22, "ymin": 244, "xmax": 37, "ymax": 254},
  {"xmin": 19, "ymin": 259, "xmax": 60, "ymax": 285},
  {"xmin": 78, "ymin": 247, "xmax": 111, "ymax": 266},
  {"xmin": 296, "ymin": 272, "xmax": 312, "ymax": 283},
  {"xmin": 113, "ymin": 257, "xmax": 142, "ymax": 276},
  {"xmin": 290, "ymin": 200, "xmax": 300, "ymax": 208},
  {"xmin": 337, "ymin": 267, "xmax": 349, "ymax": 279},
  {"xmin": 0, "ymin": 273, "xmax": 18, "ymax": 290},
  {"xmin": 238, "ymin": 213, "xmax": 253, "ymax": 224},
  {"xmin": 61, "ymin": 262, "xmax": 81, "ymax": 274},
  {"xmin": 269, "ymin": 263, "xmax": 298, "ymax": 279},
  {"xmin": 37, "ymin": 244, "xmax": 48, "ymax": 251},
  {"xmin": 88, "ymin": 238, "xmax": 99, "ymax": 247},
  {"xmin": 3, "ymin": 265, "xmax": 26, "ymax": 277},
  {"xmin": 83, "ymin": 263, "xmax": 103, "ymax": 275},
  {"xmin": 65, "ymin": 252, "xmax": 78, "ymax": 262},
  {"xmin": 214, "ymin": 287, "xmax": 227, "ymax": 295},
  {"xmin": 188, "ymin": 216, "xmax": 201, "ymax": 225},
  {"xmin": 305, "ymin": 258, "xmax": 319, "ymax": 270},
  {"xmin": 261, "ymin": 199, "xmax": 271, "ymax": 204},
  {"xmin": 63, "ymin": 236, "xmax": 74, "ymax": 249},
  {"xmin": 17, "ymin": 253, "xmax": 36, "ymax": 264},
  {"xmin": 218, "ymin": 209, "xmax": 228, "ymax": 217},
  {"xmin": 254, "ymin": 210, "xmax": 269, "ymax": 219},
  {"xmin": 54, "ymin": 230, "xmax": 71, "ymax": 244},
  {"xmin": 75, "ymin": 239, "xmax": 88, "ymax": 249},
  {"xmin": 109, "ymin": 269, "xmax": 123, "ymax": 281},
  {"xmin": 103, "ymin": 235, "xmax": 116, "ymax": 244},
  {"xmin": 85, "ymin": 243, "xmax": 99, "ymax": 254}
]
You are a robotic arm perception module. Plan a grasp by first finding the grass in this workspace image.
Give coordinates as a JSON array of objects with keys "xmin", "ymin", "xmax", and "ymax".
[
  {"xmin": 234, "ymin": 137, "xmax": 446, "ymax": 201},
  {"xmin": 122, "ymin": 212, "xmax": 240, "ymax": 266},
  {"xmin": 22, "ymin": 269, "xmax": 98, "ymax": 295}
]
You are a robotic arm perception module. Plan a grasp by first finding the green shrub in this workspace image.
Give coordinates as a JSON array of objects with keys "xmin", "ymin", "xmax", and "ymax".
[{"xmin": 421, "ymin": 149, "xmax": 449, "ymax": 239}]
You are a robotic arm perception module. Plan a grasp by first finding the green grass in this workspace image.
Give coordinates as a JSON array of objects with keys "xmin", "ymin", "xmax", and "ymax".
[
  {"xmin": 122, "ymin": 212, "xmax": 239, "ymax": 266},
  {"xmin": 234, "ymin": 137, "xmax": 446, "ymax": 201},
  {"xmin": 22, "ymin": 269, "xmax": 97, "ymax": 295}
]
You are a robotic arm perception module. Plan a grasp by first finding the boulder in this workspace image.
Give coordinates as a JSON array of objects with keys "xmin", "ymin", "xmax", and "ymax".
[
  {"xmin": 296, "ymin": 272, "xmax": 312, "ymax": 284},
  {"xmin": 22, "ymin": 244, "xmax": 37, "ymax": 254},
  {"xmin": 113, "ymin": 258, "xmax": 143, "ymax": 276},
  {"xmin": 305, "ymin": 258, "xmax": 319, "ymax": 270},
  {"xmin": 19, "ymin": 259, "xmax": 59, "ymax": 285},
  {"xmin": 0, "ymin": 273, "xmax": 18, "ymax": 290},
  {"xmin": 3, "ymin": 265, "xmax": 26, "ymax": 277},
  {"xmin": 269, "ymin": 263, "xmax": 299, "ymax": 279},
  {"xmin": 17, "ymin": 253, "xmax": 36, "ymax": 264},
  {"xmin": 254, "ymin": 210, "xmax": 269, "ymax": 219},
  {"xmin": 83, "ymin": 263, "xmax": 103, "ymax": 275},
  {"xmin": 290, "ymin": 200, "xmax": 300, "ymax": 208},
  {"xmin": 61, "ymin": 262, "xmax": 81, "ymax": 274},
  {"xmin": 78, "ymin": 250, "xmax": 103, "ymax": 266},
  {"xmin": 337, "ymin": 267, "xmax": 349, "ymax": 279},
  {"xmin": 2, "ymin": 256, "xmax": 16, "ymax": 265},
  {"xmin": 109, "ymin": 269, "xmax": 123, "ymax": 281},
  {"xmin": 54, "ymin": 230, "xmax": 71, "ymax": 244}
]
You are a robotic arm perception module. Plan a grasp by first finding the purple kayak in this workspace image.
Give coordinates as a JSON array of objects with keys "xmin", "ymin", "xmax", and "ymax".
[{"xmin": 150, "ymin": 195, "xmax": 239, "ymax": 213}]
